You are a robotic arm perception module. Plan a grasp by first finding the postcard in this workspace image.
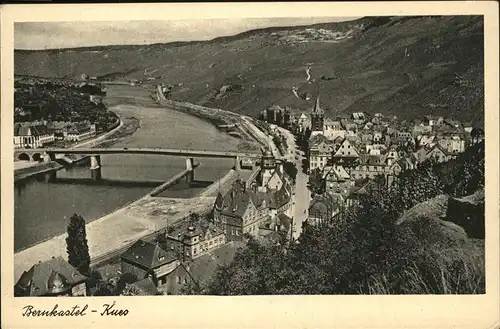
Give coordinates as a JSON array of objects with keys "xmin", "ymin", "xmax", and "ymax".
[{"xmin": 1, "ymin": 2, "xmax": 499, "ymax": 328}]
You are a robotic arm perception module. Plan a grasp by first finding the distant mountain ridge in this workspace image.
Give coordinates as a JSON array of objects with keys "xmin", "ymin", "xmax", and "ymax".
[{"xmin": 15, "ymin": 16, "xmax": 484, "ymax": 125}]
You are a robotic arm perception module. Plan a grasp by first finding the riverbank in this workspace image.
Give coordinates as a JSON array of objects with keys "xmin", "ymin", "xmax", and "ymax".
[
  {"xmin": 13, "ymin": 117, "xmax": 126, "ymax": 182},
  {"xmin": 13, "ymin": 164, "xmax": 246, "ymax": 281},
  {"xmin": 156, "ymin": 86, "xmax": 274, "ymax": 154},
  {"xmin": 14, "ymin": 162, "xmax": 62, "ymax": 181}
]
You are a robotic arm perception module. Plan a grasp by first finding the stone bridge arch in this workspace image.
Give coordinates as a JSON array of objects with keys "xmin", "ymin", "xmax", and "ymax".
[
  {"xmin": 32, "ymin": 153, "xmax": 43, "ymax": 162},
  {"xmin": 18, "ymin": 153, "xmax": 30, "ymax": 161}
]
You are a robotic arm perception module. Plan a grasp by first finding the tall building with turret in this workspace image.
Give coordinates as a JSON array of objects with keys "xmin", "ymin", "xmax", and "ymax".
[
  {"xmin": 310, "ymin": 95, "xmax": 324, "ymax": 133},
  {"xmin": 213, "ymin": 148, "xmax": 292, "ymax": 241}
]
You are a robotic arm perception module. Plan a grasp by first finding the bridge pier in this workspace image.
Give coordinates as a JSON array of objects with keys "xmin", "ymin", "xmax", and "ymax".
[
  {"xmin": 45, "ymin": 170, "xmax": 57, "ymax": 182},
  {"xmin": 235, "ymin": 156, "xmax": 241, "ymax": 171},
  {"xmin": 43, "ymin": 153, "xmax": 57, "ymax": 163},
  {"xmin": 90, "ymin": 155, "xmax": 102, "ymax": 181},
  {"xmin": 185, "ymin": 157, "xmax": 195, "ymax": 183}
]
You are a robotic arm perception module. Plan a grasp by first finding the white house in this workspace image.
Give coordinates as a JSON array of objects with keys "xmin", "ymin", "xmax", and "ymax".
[{"xmin": 14, "ymin": 123, "xmax": 55, "ymax": 148}]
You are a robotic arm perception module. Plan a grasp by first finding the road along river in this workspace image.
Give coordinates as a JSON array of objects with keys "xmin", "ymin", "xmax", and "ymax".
[{"xmin": 14, "ymin": 85, "xmax": 250, "ymax": 252}]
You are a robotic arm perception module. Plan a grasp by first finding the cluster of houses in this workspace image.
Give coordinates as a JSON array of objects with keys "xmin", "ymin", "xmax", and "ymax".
[
  {"xmin": 14, "ymin": 148, "xmax": 294, "ymax": 296},
  {"xmin": 13, "ymin": 120, "xmax": 97, "ymax": 149},
  {"xmin": 301, "ymin": 96, "xmax": 484, "ymax": 226},
  {"xmin": 258, "ymin": 95, "xmax": 484, "ymax": 227}
]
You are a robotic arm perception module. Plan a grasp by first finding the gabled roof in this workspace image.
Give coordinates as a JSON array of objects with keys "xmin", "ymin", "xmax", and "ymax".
[
  {"xmin": 427, "ymin": 143, "xmax": 451, "ymax": 157},
  {"xmin": 358, "ymin": 154, "xmax": 388, "ymax": 166},
  {"xmin": 121, "ymin": 239, "xmax": 178, "ymax": 270},
  {"xmin": 215, "ymin": 181, "xmax": 254, "ymax": 218},
  {"xmin": 333, "ymin": 139, "xmax": 360, "ymax": 158},
  {"xmin": 323, "ymin": 165, "xmax": 350, "ymax": 181},
  {"xmin": 15, "ymin": 256, "xmax": 87, "ymax": 297},
  {"xmin": 14, "ymin": 123, "xmax": 51, "ymax": 137},
  {"xmin": 169, "ymin": 220, "xmax": 224, "ymax": 243},
  {"xmin": 14, "ymin": 123, "xmax": 30, "ymax": 136},
  {"xmin": 308, "ymin": 133, "xmax": 328, "ymax": 144},
  {"xmin": 308, "ymin": 194, "xmax": 342, "ymax": 219},
  {"xmin": 127, "ymin": 277, "xmax": 160, "ymax": 296}
]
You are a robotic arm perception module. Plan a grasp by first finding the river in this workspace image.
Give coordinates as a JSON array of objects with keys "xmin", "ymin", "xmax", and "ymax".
[{"xmin": 14, "ymin": 85, "xmax": 243, "ymax": 252}]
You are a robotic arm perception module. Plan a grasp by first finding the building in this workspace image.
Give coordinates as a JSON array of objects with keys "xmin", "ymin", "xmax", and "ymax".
[
  {"xmin": 424, "ymin": 115, "xmax": 444, "ymax": 126},
  {"xmin": 416, "ymin": 134, "xmax": 436, "ymax": 149},
  {"xmin": 332, "ymin": 138, "xmax": 360, "ymax": 166},
  {"xmin": 308, "ymin": 134, "xmax": 334, "ymax": 171},
  {"xmin": 345, "ymin": 179, "xmax": 373, "ymax": 209},
  {"xmin": 437, "ymin": 135, "xmax": 466, "ymax": 154},
  {"xmin": 15, "ymin": 256, "xmax": 88, "ymax": 297},
  {"xmin": 66, "ymin": 122, "xmax": 97, "ymax": 142},
  {"xmin": 352, "ymin": 112, "xmax": 366, "ymax": 125},
  {"xmin": 89, "ymin": 94, "xmax": 103, "ymax": 104},
  {"xmin": 307, "ymin": 194, "xmax": 344, "ymax": 227},
  {"xmin": 323, "ymin": 165, "xmax": 354, "ymax": 197},
  {"xmin": 120, "ymin": 239, "xmax": 194, "ymax": 295},
  {"xmin": 323, "ymin": 118, "xmax": 346, "ymax": 141},
  {"xmin": 412, "ymin": 123, "xmax": 433, "ymax": 137},
  {"xmin": 213, "ymin": 149, "xmax": 292, "ymax": 241},
  {"xmin": 425, "ymin": 144, "xmax": 454, "ymax": 163},
  {"xmin": 310, "ymin": 96, "xmax": 324, "ymax": 134},
  {"xmin": 470, "ymin": 127, "xmax": 485, "ymax": 145},
  {"xmin": 123, "ymin": 277, "xmax": 160, "ymax": 296},
  {"xmin": 396, "ymin": 130, "xmax": 414, "ymax": 145},
  {"xmin": 47, "ymin": 121, "xmax": 72, "ymax": 140},
  {"xmin": 350, "ymin": 154, "xmax": 390, "ymax": 180},
  {"xmin": 166, "ymin": 220, "xmax": 226, "ymax": 261},
  {"xmin": 373, "ymin": 131, "xmax": 383, "ymax": 143},
  {"xmin": 340, "ymin": 118, "xmax": 357, "ymax": 132},
  {"xmin": 14, "ymin": 122, "xmax": 55, "ymax": 148}
]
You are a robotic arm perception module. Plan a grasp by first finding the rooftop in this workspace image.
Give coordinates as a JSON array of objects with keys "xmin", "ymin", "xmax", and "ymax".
[
  {"xmin": 15, "ymin": 256, "xmax": 87, "ymax": 297},
  {"xmin": 121, "ymin": 239, "xmax": 178, "ymax": 269}
]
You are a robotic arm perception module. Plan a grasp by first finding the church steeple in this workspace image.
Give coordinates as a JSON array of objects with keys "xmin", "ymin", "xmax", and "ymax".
[{"xmin": 311, "ymin": 94, "xmax": 324, "ymax": 132}]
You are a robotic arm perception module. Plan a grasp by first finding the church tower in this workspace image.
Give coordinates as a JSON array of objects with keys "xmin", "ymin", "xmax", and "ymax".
[
  {"xmin": 310, "ymin": 95, "xmax": 324, "ymax": 132},
  {"xmin": 258, "ymin": 148, "xmax": 276, "ymax": 192}
]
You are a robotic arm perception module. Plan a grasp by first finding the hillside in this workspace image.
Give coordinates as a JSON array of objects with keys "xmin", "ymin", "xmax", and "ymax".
[{"xmin": 15, "ymin": 16, "xmax": 484, "ymax": 125}]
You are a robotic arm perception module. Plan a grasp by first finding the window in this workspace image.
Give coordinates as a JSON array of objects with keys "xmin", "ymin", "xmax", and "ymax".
[{"xmin": 176, "ymin": 276, "xmax": 181, "ymax": 284}]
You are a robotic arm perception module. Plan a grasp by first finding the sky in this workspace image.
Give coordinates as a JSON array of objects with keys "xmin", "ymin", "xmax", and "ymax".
[{"xmin": 15, "ymin": 17, "xmax": 360, "ymax": 50}]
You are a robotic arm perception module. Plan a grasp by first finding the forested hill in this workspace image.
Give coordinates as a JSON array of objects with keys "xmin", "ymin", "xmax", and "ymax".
[{"xmin": 15, "ymin": 16, "xmax": 484, "ymax": 125}]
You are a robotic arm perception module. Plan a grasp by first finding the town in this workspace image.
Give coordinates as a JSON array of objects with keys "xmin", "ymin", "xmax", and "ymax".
[
  {"xmin": 14, "ymin": 77, "xmax": 484, "ymax": 296},
  {"xmin": 12, "ymin": 15, "xmax": 486, "ymax": 298}
]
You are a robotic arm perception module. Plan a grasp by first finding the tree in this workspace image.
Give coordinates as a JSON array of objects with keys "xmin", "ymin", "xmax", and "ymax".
[
  {"xmin": 155, "ymin": 231, "xmax": 168, "ymax": 251},
  {"xmin": 66, "ymin": 213, "xmax": 91, "ymax": 275},
  {"xmin": 121, "ymin": 283, "xmax": 143, "ymax": 296},
  {"xmin": 308, "ymin": 168, "xmax": 324, "ymax": 194},
  {"xmin": 114, "ymin": 273, "xmax": 138, "ymax": 295},
  {"xmin": 188, "ymin": 212, "xmax": 201, "ymax": 226}
]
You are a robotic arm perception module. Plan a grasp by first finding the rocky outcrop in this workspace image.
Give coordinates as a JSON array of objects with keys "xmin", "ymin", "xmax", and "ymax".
[
  {"xmin": 396, "ymin": 195, "xmax": 468, "ymax": 245},
  {"xmin": 395, "ymin": 189, "xmax": 485, "ymax": 246},
  {"xmin": 445, "ymin": 189, "xmax": 485, "ymax": 239}
]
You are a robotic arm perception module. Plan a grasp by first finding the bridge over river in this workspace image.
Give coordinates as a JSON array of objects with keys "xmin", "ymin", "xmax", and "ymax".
[{"xmin": 15, "ymin": 147, "xmax": 283, "ymax": 181}]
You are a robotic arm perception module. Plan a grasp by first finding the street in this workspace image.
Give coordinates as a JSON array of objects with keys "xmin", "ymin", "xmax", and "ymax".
[
  {"xmin": 278, "ymin": 127, "xmax": 310, "ymax": 240},
  {"xmin": 240, "ymin": 116, "xmax": 281, "ymax": 157}
]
